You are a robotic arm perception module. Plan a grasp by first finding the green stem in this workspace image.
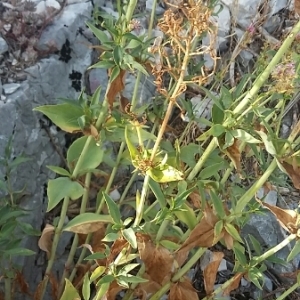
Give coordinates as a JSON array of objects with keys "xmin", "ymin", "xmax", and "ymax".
[
  {"xmin": 155, "ymin": 219, "xmax": 169, "ymax": 243},
  {"xmin": 58, "ymin": 172, "xmax": 92, "ymax": 296},
  {"xmin": 125, "ymin": 0, "xmax": 137, "ymax": 24},
  {"xmin": 231, "ymin": 20, "xmax": 300, "ymax": 119},
  {"xmin": 252, "ymin": 234, "xmax": 296, "ymax": 266},
  {"xmin": 40, "ymin": 85, "xmax": 110, "ymax": 299},
  {"xmin": 235, "ymin": 158, "xmax": 277, "ymax": 212},
  {"xmin": 276, "ymin": 279, "xmax": 300, "ymax": 300},
  {"xmin": 4, "ymin": 277, "xmax": 11, "ymax": 300}
]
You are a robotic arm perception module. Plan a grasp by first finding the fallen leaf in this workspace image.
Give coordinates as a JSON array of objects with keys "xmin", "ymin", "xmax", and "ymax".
[
  {"xmin": 137, "ymin": 234, "xmax": 174, "ymax": 285},
  {"xmin": 168, "ymin": 277, "xmax": 198, "ymax": 300},
  {"xmin": 188, "ymin": 191, "xmax": 202, "ymax": 208},
  {"xmin": 49, "ymin": 273, "xmax": 59, "ymax": 300},
  {"xmin": 38, "ymin": 224, "xmax": 55, "ymax": 258},
  {"xmin": 295, "ymin": 0, "xmax": 300, "ymax": 15},
  {"xmin": 107, "ymin": 237, "xmax": 128, "ymax": 265},
  {"xmin": 204, "ymin": 252, "xmax": 224, "ymax": 295},
  {"xmin": 223, "ymin": 272, "xmax": 244, "ymax": 296},
  {"xmin": 106, "ymin": 280, "xmax": 124, "ymax": 300},
  {"xmin": 15, "ymin": 270, "xmax": 30, "ymax": 296},
  {"xmin": 225, "ymin": 139, "xmax": 242, "ymax": 174},
  {"xmin": 261, "ymin": 202, "xmax": 298, "ymax": 234},
  {"xmin": 279, "ymin": 160, "xmax": 300, "ymax": 189},
  {"xmin": 107, "ymin": 69, "xmax": 126, "ymax": 110}
]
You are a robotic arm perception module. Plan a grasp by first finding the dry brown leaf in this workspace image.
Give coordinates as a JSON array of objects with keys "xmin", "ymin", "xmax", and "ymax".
[
  {"xmin": 168, "ymin": 277, "xmax": 198, "ymax": 300},
  {"xmin": 49, "ymin": 273, "xmax": 59, "ymax": 300},
  {"xmin": 90, "ymin": 124, "xmax": 99, "ymax": 139},
  {"xmin": 107, "ymin": 69, "xmax": 126, "ymax": 110},
  {"xmin": 106, "ymin": 280, "xmax": 124, "ymax": 300},
  {"xmin": 261, "ymin": 202, "xmax": 298, "ymax": 234},
  {"xmin": 137, "ymin": 234, "xmax": 174, "ymax": 285},
  {"xmin": 107, "ymin": 237, "xmax": 128, "ymax": 265},
  {"xmin": 226, "ymin": 139, "xmax": 242, "ymax": 174},
  {"xmin": 178, "ymin": 205, "xmax": 221, "ymax": 252},
  {"xmin": 204, "ymin": 252, "xmax": 224, "ymax": 295},
  {"xmin": 73, "ymin": 263, "xmax": 92, "ymax": 289},
  {"xmin": 38, "ymin": 224, "xmax": 55, "ymax": 258},
  {"xmin": 137, "ymin": 274, "xmax": 162, "ymax": 297},
  {"xmin": 34, "ymin": 277, "xmax": 47, "ymax": 300},
  {"xmin": 67, "ymin": 221, "xmax": 105, "ymax": 234},
  {"xmin": 279, "ymin": 160, "xmax": 300, "ymax": 189},
  {"xmin": 15, "ymin": 270, "xmax": 30, "ymax": 296},
  {"xmin": 120, "ymin": 94, "xmax": 130, "ymax": 113},
  {"xmin": 223, "ymin": 272, "xmax": 244, "ymax": 296},
  {"xmin": 295, "ymin": 0, "xmax": 300, "ymax": 14},
  {"xmin": 188, "ymin": 191, "xmax": 202, "ymax": 208}
]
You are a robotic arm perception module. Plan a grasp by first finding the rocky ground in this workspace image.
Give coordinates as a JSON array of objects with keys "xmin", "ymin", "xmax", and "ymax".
[{"xmin": 0, "ymin": 0, "xmax": 299, "ymax": 299}]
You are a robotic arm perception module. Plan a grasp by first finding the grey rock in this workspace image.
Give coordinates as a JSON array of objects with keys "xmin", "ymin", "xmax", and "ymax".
[
  {"xmin": 0, "ymin": 37, "xmax": 8, "ymax": 55},
  {"xmin": 2, "ymin": 83, "xmax": 21, "ymax": 95}
]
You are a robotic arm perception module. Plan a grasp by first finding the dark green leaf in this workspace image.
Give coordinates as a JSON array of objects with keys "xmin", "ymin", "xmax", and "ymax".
[
  {"xmin": 4, "ymin": 248, "xmax": 35, "ymax": 257},
  {"xmin": 88, "ymin": 60, "xmax": 115, "ymax": 70},
  {"xmin": 103, "ymin": 192, "xmax": 122, "ymax": 225},
  {"xmin": 212, "ymin": 103, "xmax": 224, "ymax": 124},
  {"xmin": 96, "ymin": 275, "xmax": 115, "ymax": 286},
  {"xmin": 86, "ymin": 21, "xmax": 110, "ymax": 44},
  {"xmin": 113, "ymin": 46, "xmax": 123, "ymax": 65},
  {"xmin": 199, "ymin": 162, "xmax": 225, "ymax": 180},
  {"xmin": 210, "ymin": 190, "xmax": 226, "ymax": 219}
]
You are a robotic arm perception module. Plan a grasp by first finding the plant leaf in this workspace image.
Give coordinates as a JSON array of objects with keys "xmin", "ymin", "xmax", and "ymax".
[
  {"xmin": 122, "ymin": 228, "xmax": 137, "ymax": 249},
  {"xmin": 47, "ymin": 177, "xmax": 84, "ymax": 212},
  {"xmin": 103, "ymin": 192, "xmax": 122, "ymax": 225},
  {"xmin": 63, "ymin": 213, "xmax": 112, "ymax": 234},
  {"xmin": 33, "ymin": 104, "xmax": 84, "ymax": 133},
  {"xmin": 60, "ymin": 279, "xmax": 80, "ymax": 300}
]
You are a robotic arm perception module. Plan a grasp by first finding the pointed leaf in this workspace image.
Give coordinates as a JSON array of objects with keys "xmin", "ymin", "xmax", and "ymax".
[
  {"xmin": 33, "ymin": 104, "xmax": 83, "ymax": 133},
  {"xmin": 86, "ymin": 21, "xmax": 110, "ymax": 44},
  {"xmin": 46, "ymin": 165, "xmax": 71, "ymax": 177},
  {"xmin": 47, "ymin": 177, "xmax": 84, "ymax": 211},
  {"xmin": 63, "ymin": 213, "xmax": 112, "ymax": 234},
  {"xmin": 60, "ymin": 279, "xmax": 80, "ymax": 300},
  {"xmin": 122, "ymin": 228, "xmax": 137, "ymax": 249},
  {"xmin": 103, "ymin": 192, "xmax": 122, "ymax": 225}
]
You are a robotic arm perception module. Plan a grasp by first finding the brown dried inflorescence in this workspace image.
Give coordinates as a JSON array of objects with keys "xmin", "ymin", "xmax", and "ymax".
[{"xmin": 149, "ymin": 0, "xmax": 217, "ymax": 100}]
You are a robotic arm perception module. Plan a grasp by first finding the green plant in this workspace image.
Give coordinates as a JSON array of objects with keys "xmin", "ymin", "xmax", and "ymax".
[
  {"xmin": 33, "ymin": 0, "xmax": 300, "ymax": 299},
  {"xmin": 0, "ymin": 137, "xmax": 40, "ymax": 300}
]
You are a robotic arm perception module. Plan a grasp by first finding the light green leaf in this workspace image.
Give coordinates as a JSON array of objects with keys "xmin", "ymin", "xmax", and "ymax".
[
  {"xmin": 90, "ymin": 266, "xmax": 106, "ymax": 283},
  {"xmin": 33, "ymin": 104, "xmax": 83, "ymax": 133},
  {"xmin": 122, "ymin": 228, "xmax": 137, "ymax": 249},
  {"xmin": 231, "ymin": 129, "xmax": 260, "ymax": 143},
  {"xmin": 117, "ymin": 274, "xmax": 148, "ymax": 284},
  {"xmin": 96, "ymin": 275, "xmax": 115, "ymax": 286},
  {"xmin": 110, "ymin": 65, "xmax": 120, "ymax": 83},
  {"xmin": 147, "ymin": 165, "xmax": 183, "ymax": 183},
  {"xmin": 46, "ymin": 165, "xmax": 71, "ymax": 177},
  {"xmin": 47, "ymin": 177, "xmax": 84, "ymax": 212},
  {"xmin": 119, "ymin": 263, "xmax": 140, "ymax": 275},
  {"xmin": 67, "ymin": 136, "xmax": 104, "ymax": 174},
  {"xmin": 287, "ymin": 240, "xmax": 300, "ymax": 262},
  {"xmin": 255, "ymin": 131, "xmax": 277, "ymax": 155},
  {"xmin": 160, "ymin": 240, "xmax": 180, "ymax": 251},
  {"xmin": 82, "ymin": 273, "xmax": 90, "ymax": 300},
  {"xmin": 60, "ymin": 279, "xmax": 80, "ymax": 300},
  {"xmin": 102, "ymin": 232, "xmax": 119, "ymax": 242},
  {"xmin": 63, "ymin": 213, "xmax": 112, "ymax": 234},
  {"xmin": 225, "ymin": 223, "xmax": 243, "ymax": 243},
  {"xmin": 103, "ymin": 192, "xmax": 122, "ymax": 225},
  {"xmin": 131, "ymin": 61, "xmax": 148, "ymax": 76}
]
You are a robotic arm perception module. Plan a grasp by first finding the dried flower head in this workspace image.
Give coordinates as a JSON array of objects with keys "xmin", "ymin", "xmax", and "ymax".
[{"xmin": 271, "ymin": 60, "xmax": 296, "ymax": 94}]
